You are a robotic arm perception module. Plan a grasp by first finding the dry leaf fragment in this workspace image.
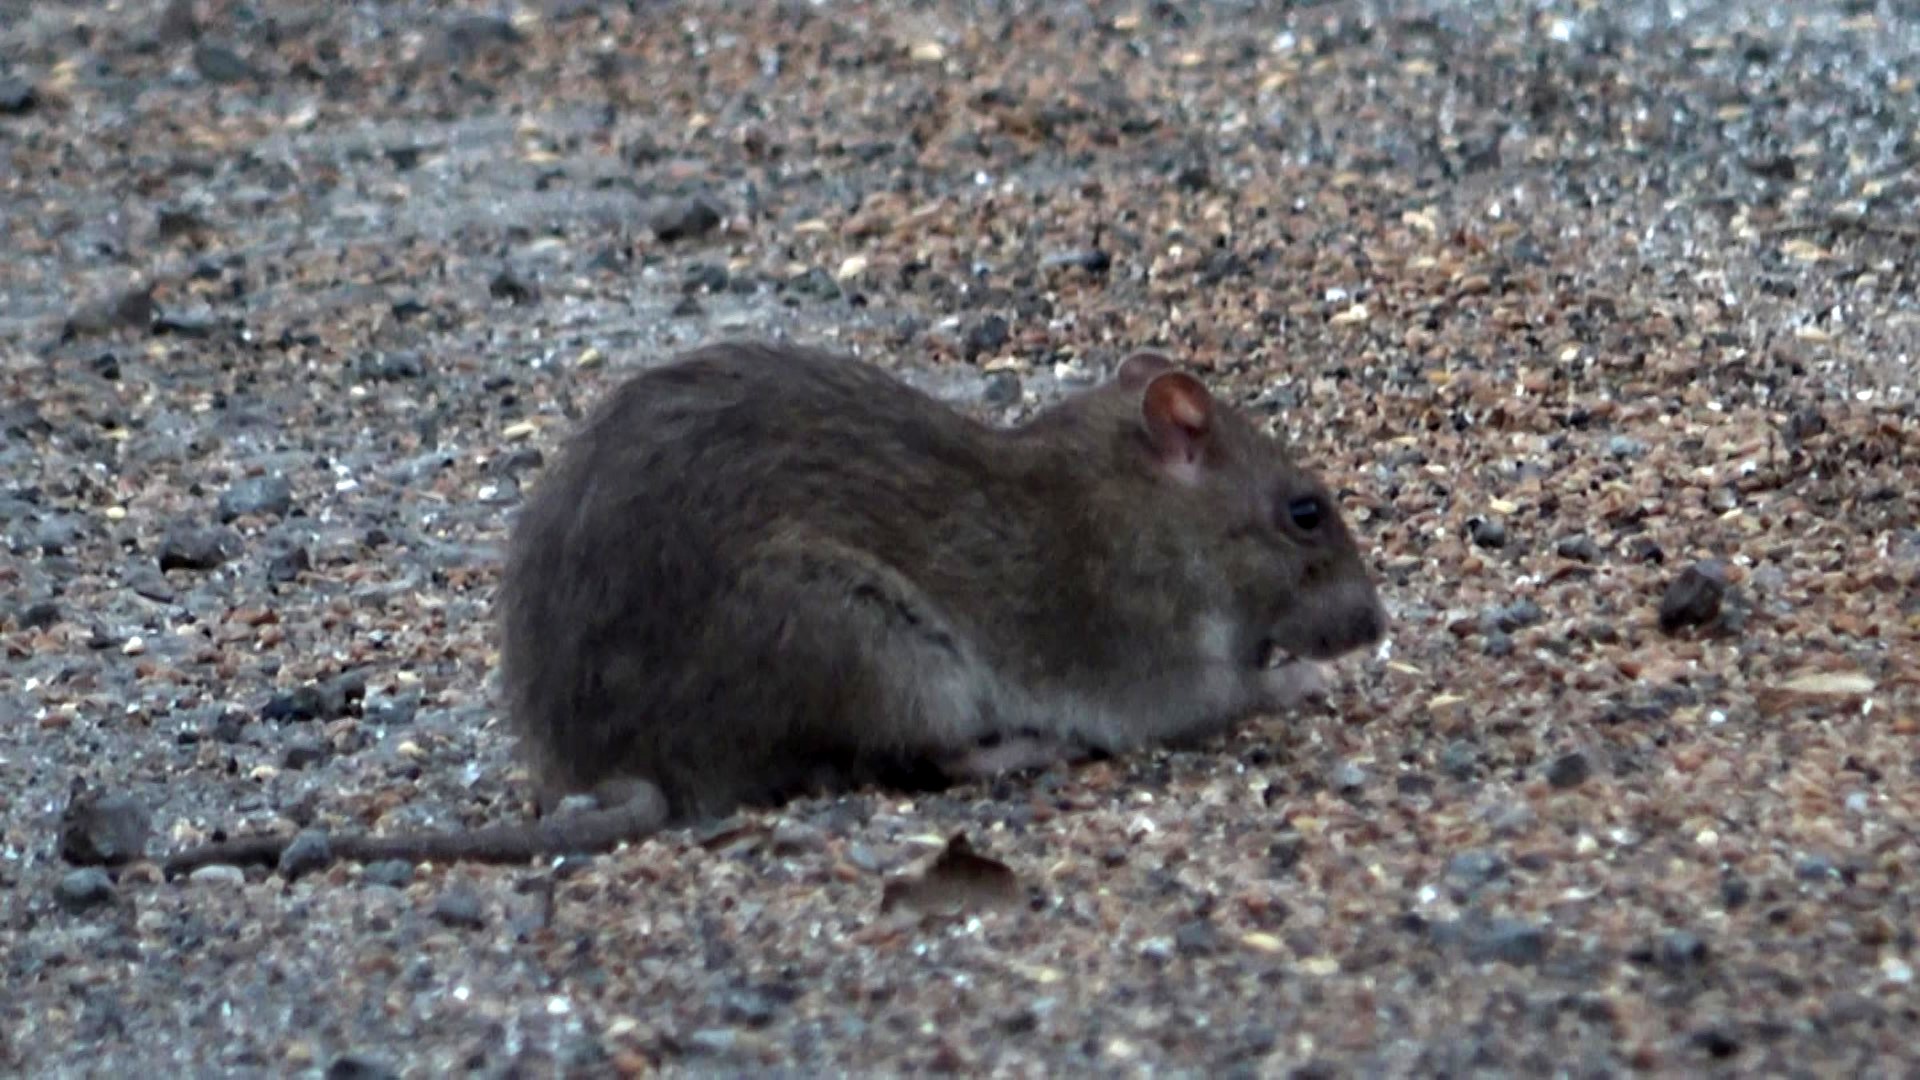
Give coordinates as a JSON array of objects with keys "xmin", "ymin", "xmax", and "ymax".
[{"xmin": 879, "ymin": 832, "xmax": 1022, "ymax": 919}]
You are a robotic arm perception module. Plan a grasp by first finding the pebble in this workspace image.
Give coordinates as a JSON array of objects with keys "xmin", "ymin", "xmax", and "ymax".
[
  {"xmin": 1466, "ymin": 917, "xmax": 1549, "ymax": 966},
  {"xmin": 356, "ymin": 350, "xmax": 426, "ymax": 381},
  {"xmin": 784, "ymin": 266, "xmax": 841, "ymax": 301},
  {"xmin": 190, "ymin": 864, "xmax": 247, "ymax": 887},
  {"xmin": 1657, "ymin": 930, "xmax": 1709, "ymax": 972},
  {"xmin": 282, "ymin": 737, "xmax": 329, "ymax": 769},
  {"xmin": 982, "ymin": 371, "xmax": 1022, "ymax": 407},
  {"xmin": 278, "ymin": 830, "xmax": 333, "ymax": 880},
  {"xmin": 193, "ymin": 42, "xmax": 261, "ymax": 84},
  {"xmin": 1444, "ymin": 850, "xmax": 1507, "ymax": 895},
  {"xmin": 59, "ymin": 792, "xmax": 152, "ymax": 866},
  {"xmin": 433, "ymin": 884, "xmax": 488, "ymax": 928},
  {"xmin": 63, "ymin": 285, "xmax": 155, "ymax": 339},
  {"xmin": 963, "ymin": 314, "xmax": 1011, "ymax": 358},
  {"xmin": 1440, "ymin": 740, "xmax": 1480, "ymax": 780},
  {"xmin": 1483, "ymin": 599, "xmax": 1545, "ymax": 634},
  {"xmin": 218, "ymin": 475, "xmax": 294, "ymax": 522},
  {"xmin": 1467, "ymin": 517, "xmax": 1507, "ymax": 549},
  {"xmin": 1546, "ymin": 750, "xmax": 1594, "ymax": 789},
  {"xmin": 266, "ymin": 545, "xmax": 312, "ymax": 583},
  {"xmin": 55, "ymin": 868, "xmax": 117, "ymax": 912},
  {"xmin": 1041, "ymin": 248, "xmax": 1113, "ymax": 274},
  {"xmin": 1329, "ymin": 760, "xmax": 1368, "ymax": 792},
  {"xmin": 325, "ymin": 1053, "xmax": 401, "ymax": 1080},
  {"xmin": 17, "ymin": 600, "xmax": 61, "ymax": 629},
  {"xmin": 125, "ymin": 564, "xmax": 178, "ymax": 603},
  {"xmin": 1607, "ymin": 435, "xmax": 1649, "ymax": 459},
  {"xmin": 649, "ymin": 195, "xmax": 723, "ymax": 242},
  {"xmin": 1659, "ymin": 560, "xmax": 1727, "ymax": 634},
  {"xmin": 489, "ymin": 269, "xmax": 540, "ymax": 305},
  {"xmin": 157, "ymin": 524, "xmax": 234, "ymax": 572},
  {"xmin": 1174, "ymin": 918, "xmax": 1221, "ymax": 956},
  {"xmin": 362, "ymin": 859, "xmax": 415, "ymax": 889},
  {"xmin": 0, "ymin": 76, "xmax": 38, "ymax": 114},
  {"xmin": 261, "ymin": 670, "xmax": 366, "ymax": 722}
]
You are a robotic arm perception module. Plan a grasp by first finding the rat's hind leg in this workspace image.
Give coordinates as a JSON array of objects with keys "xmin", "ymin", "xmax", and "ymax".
[{"xmin": 698, "ymin": 533, "xmax": 1017, "ymax": 793}]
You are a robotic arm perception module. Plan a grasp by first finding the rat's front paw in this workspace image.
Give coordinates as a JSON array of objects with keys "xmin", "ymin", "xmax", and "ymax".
[
  {"xmin": 1258, "ymin": 660, "xmax": 1330, "ymax": 711},
  {"xmin": 940, "ymin": 732, "xmax": 1081, "ymax": 780}
]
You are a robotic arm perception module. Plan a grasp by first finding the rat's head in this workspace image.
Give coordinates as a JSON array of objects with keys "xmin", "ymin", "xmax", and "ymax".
[{"xmin": 1078, "ymin": 350, "xmax": 1387, "ymax": 666}]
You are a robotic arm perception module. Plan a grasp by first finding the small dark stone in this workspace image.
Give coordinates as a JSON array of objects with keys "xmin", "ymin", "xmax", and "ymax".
[
  {"xmin": 157, "ymin": 207, "xmax": 209, "ymax": 241},
  {"xmin": 1041, "ymin": 248, "xmax": 1112, "ymax": 274},
  {"xmin": 1546, "ymin": 750, "xmax": 1593, "ymax": 789},
  {"xmin": 210, "ymin": 711, "xmax": 248, "ymax": 743},
  {"xmin": 0, "ymin": 76, "xmax": 39, "ymax": 115},
  {"xmin": 1559, "ymin": 530, "xmax": 1605, "ymax": 557},
  {"xmin": 1468, "ymin": 517, "xmax": 1507, "ymax": 549},
  {"xmin": 1484, "ymin": 599, "xmax": 1545, "ymax": 633},
  {"xmin": 282, "ymin": 737, "xmax": 329, "ymax": 769},
  {"xmin": 384, "ymin": 145, "xmax": 425, "ymax": 171},
  {"xmin": 1174, "ymin": 918, "xmax": 1221, "ymax": 956},
  {"xmin": 981, "ymin": 371, "xmax": 1022, "ymax": 407},
  {"xmin": 356, "ymin": 350, "xmax": 426, "ymax": 381},
  {"xmin": 683, "ymin": 262, "xmax": 730, "ymax": 293},
  {"xmin": 266, "ymin": 545, "xmax": 311, "ymax": 583},
  {"xmin": 91, "ymin": 352, "xmax": 122, "ymax": 380},
  {"xmin": 1444, "ymin": 850, "xmax": 1506, "ymax": 894},
  {"xmin": 261, "ymin": 670, "xmax": 365, "ymax": 723},
  {"xmin": 489, "ymin": 269, "xmax": 540, "ymax": 305},
  {"xmin": 363, "ymin": 859, "xmax": 415, "ymax": 888},
  {"xmin": 326, "ymin": 1054, "xmax": 401, "ymax": 1080},
  {"xmin": 1690, "ymin": 1027, "xmax": 1740, "ymax": 1059},
  {"xmin": 1794, "ymin": 855, "xmax": 1837, "ymax": 882},
  {"xmin": 649, "ymin": 195, "xmax": 723, "ymax": 243},
  {"xmin": 364, "ymin": 693, "xmax": 419, "ymax": 727},
  {"xmin": 433, "ymin": 15, "xmax": 524, "ymax": 63},
  {"xmin": 1720, "ymin": 873, "xmax": 1750, "ymax": 909},
  {"xmin": 59, "ymin": 791, "xmax": 152, "ymax": 866},
  {"xmin": 964, "ymin": 314, "xmax": 1011, "ymax": 359},
  {"xmin": 433, "ymin": 885, "xmax": 487, "ymax": 928},
  {"xmin": 278, "ymin": 829, "xmax": 333, "ymax": 880},
  {"xmin": 217, "ymin": 474, "xmax": 293, "ymax": 522},
  {"xmin": 193, "ymin": 42, "xmax": 261, "ymax": 84},
  {"xmin": 716, "ymin": 986, "xmax": 786, "ymax": 1027},
  {"xmin": 158, "ymin": 524, "xmax": 233, "ymax": 571},
  {"xmin": 670, "ymin": 295, "xmax": 704, "ymax": 318},
  {"xmin": 1440, "ymin": 740, "xmax": 1480, "ymax": 780},
  {"xmin": 55, "ymin": 868, "xmax": 117, "ymax": 912},
  {"xmin": 63, "ymin": 285, "xmax": 155, "ymax": 340},
  {"xmin": 1659, "ymin": 560, "xmax": 1728, "ymax": 634},
  {"xmin": 1657, "ymin": 930, "xmax": 1709, "ymax": 972},
  {"xmin": 784, "ymin": 267, "xmax": 841, "ymax": 302},
  {"xmin": 19, "ymin": 600, "xmax": 61, "ymax": 629},
  {"xmin": 1481, "ymin": 631, "xmax": 1514, "ymax": 657},
  {"xmin": 153, "ymin": 308, "xmax": 223, "ymax": 338},
  {"xmin": 126, "ymin": 565, "xmax": 178, "ymax": 603},
  {"xmin": 1465, "ymin": 917, "xmax": 1548, "ymax": 965},
  {"xmin": 1607, "ymin": 435, "xmax": 1648, "ymax": 459}
]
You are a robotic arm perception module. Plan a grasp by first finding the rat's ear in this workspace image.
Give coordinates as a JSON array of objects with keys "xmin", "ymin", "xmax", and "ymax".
[
  {"xmin": 1116, "ymin": 349, "xmax": 1177, "ymax": 387},
  {"xmin": 1140, "ymin": 371, "xmax": 1214, "ymax": 471}
]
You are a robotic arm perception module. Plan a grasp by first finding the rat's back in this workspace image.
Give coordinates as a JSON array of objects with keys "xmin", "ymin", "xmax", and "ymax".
[{"xmin": 496, "ymin": 342, "xmax": 993, "ymax": 813}]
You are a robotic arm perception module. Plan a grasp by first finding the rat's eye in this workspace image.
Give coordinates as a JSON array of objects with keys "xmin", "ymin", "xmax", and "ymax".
[{"xmin": 1285, "ymin": 495, "xmax": 1324, "ymax": 532}]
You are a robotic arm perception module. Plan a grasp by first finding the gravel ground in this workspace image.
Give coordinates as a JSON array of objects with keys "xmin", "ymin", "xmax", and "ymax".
[{"xmin": 4, "ymin": 0, "xmax": 1918, "ymax": 1075}]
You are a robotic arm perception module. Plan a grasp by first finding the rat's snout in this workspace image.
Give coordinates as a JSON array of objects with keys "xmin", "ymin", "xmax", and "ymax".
[{"xmin": 1300, "ymin": 579, "xmax": 1388, "ymax": 659}]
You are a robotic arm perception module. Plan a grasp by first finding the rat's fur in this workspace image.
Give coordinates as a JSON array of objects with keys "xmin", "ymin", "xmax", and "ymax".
[
  {"xmin": 501, "ymin": 341, "xmax": 1384, "ymax": 821},
  {"xmin": 160, "ymin": 341, "xmax": 1384, "ymax": 877}
]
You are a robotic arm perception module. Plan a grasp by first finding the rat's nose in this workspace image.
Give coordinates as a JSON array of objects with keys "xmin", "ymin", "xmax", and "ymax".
[{"xmin": 1309, "ymin": 581, "xmax": 1387, "ymax": 657}]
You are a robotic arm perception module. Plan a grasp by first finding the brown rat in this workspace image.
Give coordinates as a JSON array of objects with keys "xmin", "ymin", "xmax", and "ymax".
[{"xmin": 161, "ymin": 340, "xmax": 1384, "ymax": 876}]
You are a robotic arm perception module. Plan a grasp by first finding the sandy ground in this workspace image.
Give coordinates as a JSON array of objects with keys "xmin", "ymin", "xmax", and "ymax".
[{"xmin": 3, "ymin": 1, "xmax": 1918, "ymax": 1076}]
